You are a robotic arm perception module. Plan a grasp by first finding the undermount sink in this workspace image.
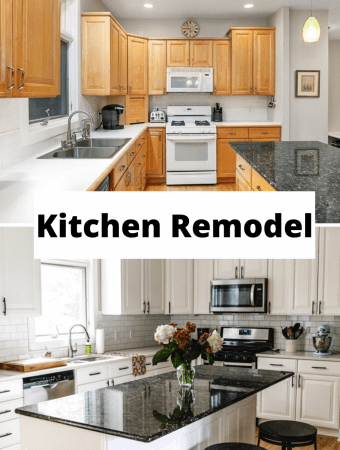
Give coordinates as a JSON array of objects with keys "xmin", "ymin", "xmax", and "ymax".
[{"xmin": 38, "ymin": 138, "xmax": 131, "ymax": 159}]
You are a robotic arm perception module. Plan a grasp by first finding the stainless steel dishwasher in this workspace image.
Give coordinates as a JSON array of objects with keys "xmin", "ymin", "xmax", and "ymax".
[{"xmin": 23, "ymin": 370, "xmax": 75, "ymax": 406}]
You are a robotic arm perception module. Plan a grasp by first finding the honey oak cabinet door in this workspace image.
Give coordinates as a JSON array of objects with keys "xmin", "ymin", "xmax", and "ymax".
[
  {"xmin": 236, "ymin": 172, "xmax": 252, "ymax": 191},
  {"xmin": 110, "ymin": 18, "xmax": 120, "ymax": 95},
  {"xmin": 166, "ymin": 260, "xmax": 194, "ymax": 315},
  {"xmin": 231, "ymin": 30, "xmax": 253, "ymax": 95},
  {"xmin": 13, "ymin": 0, "xmax": 60, "ymax": 98},
  {"xmin": 190, "ymin": 40, "xmax": 213, "ymax": 67},
  {"xmin": 119, "ymin": 29, "xmax": 128, "ymax": 95},
  {"xmin": 253, "ymin": 29, "xmax": 275, "ymax": 96},
  {"xmin": 194, "ymin": 260, "xmax": 214, "ymax": 314},
  {"xmin": 217, "ymin": 139, "xmax": 236, "ymax": 179},
  {"xmin": 148, "ymin": 40, "xmax": 166, "ymax": 95},
  {"xmin": 147, "ymin": 128, "xmax": 165, "ymax": 178},
  {"xmin": 167, "ymin": 40, "xmax": 190, "ymax": 67},
  {"xmin": 213, "ymin": 40, "xmax": 231, "ymax": 95},
  {"xmin": 128, "ymin": 36, "xmax": 148, "ymax": 95},
  {"xmin": 0, "ymin": 0, "xmax": 13, "ymax": 98}
]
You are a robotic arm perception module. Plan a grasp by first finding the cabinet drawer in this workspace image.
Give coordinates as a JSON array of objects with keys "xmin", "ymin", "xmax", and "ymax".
[
  {"xmin": 298, "ymin": 360, "xmax": 340, "ymax": 376},
  {"xmin": 113, "ymin": 374, "xmax": 135, "ymax": 386},
  {"xmin": 249, "ymin": 127, "xmax": 281, "ymax": 140},
  {"xmin": 77, "ymin": 364, "xmax": 109, "ymax": 385},
  {"xmin": 0, "ymin": 399, "xmax": 23, "ymax": 423},
  {"xmin": 77, "ymin": 379, "xmax": 109, "ymax": 393},
  {"xmin": 252, "ymin": 170, "xmax": 276, "ymax": 192},
  {"xmin": 236, "ymin": 154, "xmax": 252, "ymax": 185},
  {"xmin": 113, "ymin": 153, "xmax": 128, "ymax": 187},
  {"xmin": 217, "ymin": 127, "xmax": 249, "ymax": 139},
  {"xmin": 0, "ymin": 381, "xmax": 23, "ymax": 403},
  {"xmin": 127, "ymin": 142, "xmax": 138, "ymax": 166},
  {"xmin": 258, "ymin": 358, "xmax": 297, "ymax": 372},
  {"xmin": 109, "ymin": 359, "xmax": 133, "ymax": 378},
  {"xmin": 0, "ymin": 419, "xmax": 20, "ymax": 449},
  {"xmin": 145, "ymin": 356, "xmax": 171, "ymax": 372},
  {"xmin": 236, "ymin": 171, "xmax": 252, "ymax": 191}
]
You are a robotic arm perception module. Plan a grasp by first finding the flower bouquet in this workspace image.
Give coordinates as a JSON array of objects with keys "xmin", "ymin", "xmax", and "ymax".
[{"xmin": 153, "ymin": 321, "xmax": 223, "ymax": 387}]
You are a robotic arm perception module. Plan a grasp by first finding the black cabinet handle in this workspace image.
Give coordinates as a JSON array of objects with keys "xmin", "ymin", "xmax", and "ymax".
[
  {"xmin": 312, "ymin": 366, "xmax": 327, "ymax": 369},
  {"xmin": 270, "ymin": 364, "xmax": 283, "ymax": 366},
  {"xmin": 292, "ymin": 375, "xmax": 294, "ymax": 388},
  {"xmin": 298, "ymin": 374, "xmax": 301, "ymax": 388},
  {"xmin": 319, "ymin": 301, "xmax": 322, "ymax": 315},
  {"xmin": 143, "ymin": 301, "xmax": 146, "ymax": 314},
  {"xmin": 147, "ymin": 301, "xmax": 150, "ymax": 314},
  {"xmin": 3, "ymin": 298, "xmax": 6, "ymax": 316},
  {"xmin": 89, "ymin": 372, "xmax": 101, "ymax": 376},
  {"xmin": 0, "ymin": 433, "xmax": 12, "ymax": 439},
  {"xmin": 312, "ymin": 301, "xmax": 315, "ymax": 315},
  {"xmin": 0, "ymin": 410, "xmax": 11, "ymax": 415},
  {"xmin": 0, "ymin": 391, "xmax": 10, "ymax": 395},
  {"xmin": 146, "ymin": 363, "xmax": 152, "ymax": 366},
  {"xmin": 268, "ymin": 302, "xmax": 271, "ymax": 314},
  {"xmin": 169, "ymin": 302, "xmax": 171, "ymax": 314},
  {"xmin": 119, "ymin": 367, "xmax": 129, "ymax": 370}
]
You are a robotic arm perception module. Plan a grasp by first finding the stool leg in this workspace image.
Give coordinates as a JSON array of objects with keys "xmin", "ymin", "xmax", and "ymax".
[
  {"xmin": 314, "ymin": 437, "xmax": 317, "ymax": 450},
  {"xmin": 257, "ymin": 435, "xmax": 261, "ymax": 446}
]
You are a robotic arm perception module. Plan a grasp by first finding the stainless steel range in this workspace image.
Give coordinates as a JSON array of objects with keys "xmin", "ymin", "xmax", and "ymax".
[
  {"xmin": 166, "ymin": 106, "xmax": 217, "ymax": 185},
  {"xmin": 202, "ymin": 327, "xmax": 274, "ymax": 369}
]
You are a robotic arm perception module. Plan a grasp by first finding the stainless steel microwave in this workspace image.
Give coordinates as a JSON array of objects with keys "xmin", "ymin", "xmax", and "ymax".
[{"xmin": 210, "ymin": 279, "xmax": 268, "ymax": 313}]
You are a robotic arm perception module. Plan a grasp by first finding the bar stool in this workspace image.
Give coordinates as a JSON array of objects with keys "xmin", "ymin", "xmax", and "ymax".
[
  {"xmin": 258, "ymin": 420, "xmax": 317, "ymax": 450},
  {"xmin": 205, "ymin": 444, "xmax": 266, "ymax": 450}
]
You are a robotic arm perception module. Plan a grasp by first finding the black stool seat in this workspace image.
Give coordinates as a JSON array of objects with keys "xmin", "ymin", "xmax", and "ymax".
[
  {"xmin": 258, "ymin": 420, "xmax": 317, "ymax": 449},
  {"xmin": 205, "ymin": 444, "xmax": 266, "ymax": 450}
]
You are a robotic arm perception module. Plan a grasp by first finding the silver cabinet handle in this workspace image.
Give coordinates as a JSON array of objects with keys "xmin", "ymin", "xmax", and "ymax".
[
  {"xmin": 298, "ymin": 374, "xmax": 301, "ymax": 388},
  {"xmin": 270, "ymin": 364, "xmax": 283, "ymax": 367},
  {"xmin": 241, "ymin": 266, "xmax": 244, "ymax": 279},
  {"xmin": 2, "ymin": 298, "xmax": 6, "ymax": 316},
  {"xmin": 119, "ymin": 367, "xmax": 129, "ymax": 370},
  {"xmin": 235, "ymin": 266, "xmax": 238, "ymax": 279},
  {"xmin": 319, "ymin": 301, "xmax": 322, "ymax": 315},
  {"xmin": 7, "ymin": 66, "xmax": 14, "ymax": 90},
  {"xmin": 0, "ymin": 433, "xmax": 12, "ymax": 439},
  {"xmin": 0, "ymin": 410, "xmax": 11, "ymax": 415},
  {"xmin": 312, "ymin": 301, "xmax": 315, "ymax": 315},
  {"xmin": 143, "ymin": 301, "xmax": 146, "ymax": 314},
  {"xmin": 89, "ymin": 372, "xmax": 101, "ymax": 376},
  {"xmin": 17, "ymin": 67, "xmax": 25, "ymax": 90}
]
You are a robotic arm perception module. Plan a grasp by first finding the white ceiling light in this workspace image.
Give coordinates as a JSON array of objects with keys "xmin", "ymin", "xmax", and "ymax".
[
  {"xmin": 143, "ymin": 3, "xmax": 154, "ymax": 8},
  {"xmin": 244, "ymin": 4, "xmax": 254, "ymax": 8},
  {"xmin": 303, "ymin": 0, "xmax": 321, "ymax": 42}
]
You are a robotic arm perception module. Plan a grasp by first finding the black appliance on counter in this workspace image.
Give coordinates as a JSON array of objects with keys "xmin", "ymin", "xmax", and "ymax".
[
  {"xmin": 97, "ymin": 104, "xmax": 124, "ymax": 130},
  {"xmin": 202, "ymin": 326, "xmax": 274, "ymax": 369},
  {"xmin": 213, "ymin": 103, "xmax": 223, "ymax": 122}
]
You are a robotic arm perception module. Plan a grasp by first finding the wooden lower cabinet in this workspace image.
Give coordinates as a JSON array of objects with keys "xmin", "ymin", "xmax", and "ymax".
[
  {"xmin": 217, "ymin": 139, "xmax": 237, "ymax": 179},
  {"xmin": 236, "ymin": 171, "xmax": 252, "ymax": 191},
  {"xmin": 251, "ymin": 170, "xmax": 276, "ymax": 192},
  {"xmin": 147, "ymin": 128, "xmax": 165, "ymax": 180}
]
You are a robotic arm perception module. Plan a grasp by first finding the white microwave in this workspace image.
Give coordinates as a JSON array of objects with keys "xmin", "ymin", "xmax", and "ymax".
[{"xmin": 167, "ymin": 67, "xmax": 213, "ymax": 93}]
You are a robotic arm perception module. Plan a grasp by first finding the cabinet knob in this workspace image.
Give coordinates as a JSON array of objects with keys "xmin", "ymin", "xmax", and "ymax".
[
  {"xmin": 238, "ymin": 164, "xmax": 245, "ymax": 171},
  {"xmin": 163, "ymin": 86, "xmax": 166, "ymax": 94},
  {"xmin": 256, "ymin": 185, "xmax": 262, "ymax": 191},
  {"xmin": 119, "ymin": 165, "xmax": 126, "ymax": 172},
  {"xmin": 250, "ymin": 86, "xmax": 253, "ymax": 93}
]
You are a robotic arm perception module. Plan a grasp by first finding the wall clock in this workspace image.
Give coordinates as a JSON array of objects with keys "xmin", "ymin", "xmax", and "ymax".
[{"xmin": 182, "ymin": 20, "xmax": 199, "ymax": 38}]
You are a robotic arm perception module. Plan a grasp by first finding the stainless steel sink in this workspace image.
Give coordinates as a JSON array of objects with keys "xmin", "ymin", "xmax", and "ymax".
[{"xmin": 38, "ymin": 138, "xmax": 131, "ymax": 159}]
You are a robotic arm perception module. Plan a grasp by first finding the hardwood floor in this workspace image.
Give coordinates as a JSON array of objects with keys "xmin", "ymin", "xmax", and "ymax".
[
  {"xmin": 255, "ymin": 428, "xmax": 340, "ymax": 449},
  {"xmin": 145, "ymin": 182, "xmax": 236, "ymax": 191}
]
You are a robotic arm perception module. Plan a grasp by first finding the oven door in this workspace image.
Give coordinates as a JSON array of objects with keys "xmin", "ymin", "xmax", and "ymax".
[
  {"xmin": 167, "ymin": 73, "xmax": 202, "ymax": 93},
  {"xmin": 166, "ymin": 134, "xmax": 216, "ymax": 171},
  {"xmin": 210, "ymin": 279, "xmax": 267, "ymax": 313}
]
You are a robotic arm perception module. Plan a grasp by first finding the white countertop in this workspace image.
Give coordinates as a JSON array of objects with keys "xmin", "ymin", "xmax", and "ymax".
[
  {"xmin": 329, "ymin": 131, "xmax": 340, "ymax": 139},
  {"xmin": 257, "ymin": 350, "xmax": 340, "ymax": 362}
]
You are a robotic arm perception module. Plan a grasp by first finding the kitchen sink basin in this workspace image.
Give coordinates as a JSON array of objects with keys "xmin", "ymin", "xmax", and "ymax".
[{"xmin": 38, "ymin": 138, "xmax": 131, "ymax": 159}]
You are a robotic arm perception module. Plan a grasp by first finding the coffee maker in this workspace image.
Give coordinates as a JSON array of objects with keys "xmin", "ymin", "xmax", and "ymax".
[
  {"xmin": 98, "ymin": 104, "xmax": 124, "ymax": 130},
  {"xmin": 213, "ymin": 103, "xmax": 223, "ymax": 122}
]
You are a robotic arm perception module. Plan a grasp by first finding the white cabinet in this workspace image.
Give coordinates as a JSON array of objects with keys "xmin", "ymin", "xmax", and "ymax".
[
  {"xmin": 291, "ymin": 259, "xmax": 318, "ymax": 316},
  {"xmin": 213, "ymin": 260, "xmax": 267, "ymax": 280},
  {"xmin": 122, "ymin": 260, "xmax": 143, "ymax": 314},
  {"xmin": 318, "ymin": 228, "xmax": 340, "ymax": 315},
  {"xmin": 142, "ymin": 260, "xmax": 165, "ymax": 314},
  {"xmin": 194, "ymin": 260, "xmax": 214, "ymax": 314},
  {"xmin": 166, "ymin": 260, "xmax": 194, "ymax": 314},
  {"xmin": 0, "ymin": 228, "xmax": 41, "ymax": 317},
  {"xmin": 267, "ymin": 260, "xmax": 294, "ymax": 315},
  {"xmin": 77, "ymin": 380, "xmax": 110, "ymax": 393}
]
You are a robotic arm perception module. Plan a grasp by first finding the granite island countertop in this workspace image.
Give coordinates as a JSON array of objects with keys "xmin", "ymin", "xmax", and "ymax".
[
  {"xmin": 229, "ymin": 140, "xmax": 340, "ymax": 223},
  {"xmin": 16, "ymin": 365, "xmax": 293, "ymax": 443}
]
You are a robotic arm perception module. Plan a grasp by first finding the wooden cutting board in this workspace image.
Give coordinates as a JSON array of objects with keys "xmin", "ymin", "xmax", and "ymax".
[{"xmin": 0, "ymin": 358, "xmax": 67, "ymax": 372}]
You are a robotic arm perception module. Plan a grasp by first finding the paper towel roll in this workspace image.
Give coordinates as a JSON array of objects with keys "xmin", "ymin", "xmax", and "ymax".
[{"xmin": 96, "ymin": 328, "xmax": 105, "ymax": 354}]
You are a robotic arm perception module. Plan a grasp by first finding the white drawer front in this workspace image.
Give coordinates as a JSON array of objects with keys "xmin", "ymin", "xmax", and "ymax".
[
  {"xmin": 0, "ymin": 419, "xmax": 20, "ymax": 449},
  {"xmin": 113, "ymin": 374, "xmax": 135, "ymax": 386},
  {"xmin": 77, "ymin": 380, "xmax": 110, "ymax": 393},
  {"xmin": 0, "ymin": 381, "xmax": 23, "ymax": 403},
  {"xmin": 0, "ymin": 399, "xmax": 23, "ymax": 423},
  {"xmin": 145, "ymin": 356, "xmax": 171, "ymax": 372},
  {"xmin": 298, "ymin": 360, "xmax": 340, "ymax": 376},
  {"xmin": 77, "ymin": 364, "xmax": 109, "ymax": 385},
  {"xmin": 258, "ymin": 358, "xmax": 297, "ymax": 372},
  {"xmin": 109, "ymin": 360, "xmax": 133, "ymax": 378}
]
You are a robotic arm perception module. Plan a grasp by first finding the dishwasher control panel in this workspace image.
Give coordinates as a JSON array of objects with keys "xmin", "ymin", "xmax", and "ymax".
[{"xmin": 23, "ymin": 370, "xmax": 74, "ymax": 389}]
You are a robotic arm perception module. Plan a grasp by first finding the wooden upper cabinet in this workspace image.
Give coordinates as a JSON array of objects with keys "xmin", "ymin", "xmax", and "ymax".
[
  {"xmin": 190, "ymin": 40, "xmax": 213, "ymax": 67},
  {"xmin": 0, "ymin": 0, "xmax": 13, "ymax": 98},
  {"xmin": 231, "ymin": 29, "xmax": 253, "ymax": 95},
  {"xmin": 213, "ymin": 40, "xmax": 231, "ymax": 95},
  {"xmin": 253, "ymin": 29, "xmax": 275, "ymax": 95},
  {"xmin": 119, "ymin": 29, "xmax": 128, "ymax": 95},
  {"xmin": 12, "ymin": 0, "xmax": 60, "ymax": 98},
  {"xmin": 128, "ymin": 36, "xmax": 148, "ymax": 95},
  {"xmin": 167, "ymin": 40, "xmax": 190, "ymax": 67},
  {"xmin": 110, "ymin": 19, "xmax": 120, "ymax": 95},
  {"xmin": 149, "ymin": 40, "xmax": 166, "ymax": 95}
]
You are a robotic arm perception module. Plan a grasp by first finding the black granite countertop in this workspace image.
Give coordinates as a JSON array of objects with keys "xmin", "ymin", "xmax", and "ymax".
[
  {"xmin": 16, "ymin": 366, "xmax": 293, "ymax": 443},
  {"xmin": 229, "ymin": 141, "xmax": 340, "ymax": 223}
]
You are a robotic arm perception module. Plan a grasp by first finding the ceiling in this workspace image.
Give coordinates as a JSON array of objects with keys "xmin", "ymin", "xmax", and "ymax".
[{"xmin": 102, "ymin": 0, "xmax": 340, "ymax": 39}]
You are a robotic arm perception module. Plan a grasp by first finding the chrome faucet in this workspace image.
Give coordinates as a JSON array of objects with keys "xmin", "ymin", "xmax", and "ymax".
[
  {"xmin": 62, "ymin": 110, "xmax": 94, "ymax": 149},
  {"xmin": 68, "ymin": 324, "xmax": 90, "ymax": 358}
]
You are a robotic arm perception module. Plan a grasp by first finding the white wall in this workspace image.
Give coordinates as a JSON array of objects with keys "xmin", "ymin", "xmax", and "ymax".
[
  {"xmin": 80, "ymin": 0, "xmax": 109, "ymax": 13},
  {"xmin": 329, "ymin": 40, "xmax": 340, "ymax": 132},
  {"xmin": 289, "ymin": 10, "xmax": 329, "ymax": 143}
]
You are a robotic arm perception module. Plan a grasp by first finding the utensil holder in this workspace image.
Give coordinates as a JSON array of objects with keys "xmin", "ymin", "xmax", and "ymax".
[{"xmin": 285, "ymin": 339, "xmax": 297, "ymax": 353}]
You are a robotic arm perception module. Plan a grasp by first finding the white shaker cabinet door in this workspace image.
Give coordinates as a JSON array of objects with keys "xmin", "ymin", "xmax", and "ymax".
[
  {"xmin": 143, "ymin": 260, "xmax": 165, "ymax": 314},
  {"xmin": 121, "ymin": 260, "xmax": 143, "ymax": 315},
  {"xmin": 318, "ymin": 228, "xmax": 340, "ymax": 315},
  {"xmin": 241, "ymin": 260, "xmax": 268, "ymax": 278},
  {"xmin": 267, "ymin": 260, "xmax": 294, "ymax": 315},
  {"xmin": 257, "ymin": 376, "xmax": 296, "ymax": 421},
  {"xmin": 213, "ymin": 260, "xmax": 240, "ymax": 279},
  {"xmin": 194, "ymin": 260, "xmax": 214, "ymax": 314},
  {"xmin": 291, "ymin": 259, "xmax": 318, "ymax": 316},
  {"xmin": 166, "ymin": 260, "xmax": 194, "ymax": 314},
  {"xmin": 296, "ymin": 374, "xmax": 339, "ymax": 429},
  {"xmin": 1, "ymin": 228, "xmax": 41, "ymax": 317}
]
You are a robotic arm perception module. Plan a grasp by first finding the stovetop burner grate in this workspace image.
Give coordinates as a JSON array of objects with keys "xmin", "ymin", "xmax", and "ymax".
[
  {"xmin": 195, "ymin": 120, "xmax": 211, "ymax": 126},
  {"xmin": 171, "ymin": 121, "xmax": 185, "ymax": 126}
]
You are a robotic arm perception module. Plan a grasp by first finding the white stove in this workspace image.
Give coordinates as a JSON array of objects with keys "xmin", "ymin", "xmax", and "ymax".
[{"xmin": 166, "ymin": 106, "xmax": 217, "ymax": 185}]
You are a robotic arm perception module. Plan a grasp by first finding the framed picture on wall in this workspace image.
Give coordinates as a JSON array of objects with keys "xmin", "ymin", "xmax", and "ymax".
[{"xmin": 296, "ymin": 70, "xmax": 320, "ymax": 97}]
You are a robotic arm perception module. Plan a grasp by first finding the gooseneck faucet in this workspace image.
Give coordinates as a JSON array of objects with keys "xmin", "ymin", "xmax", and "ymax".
[
  {"xmin": 68, "ymin": 324, "xmax": 90, "ymax": 358},
  {"xmin": 63, "ymin": 110, "xmax": 94, "ymax": 149}
]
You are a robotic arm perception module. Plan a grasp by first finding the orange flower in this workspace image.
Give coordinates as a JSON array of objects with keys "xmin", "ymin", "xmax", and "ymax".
[
  {"xmin": 206, "ymin": 347, "xmax": 213, "ymax": 354},
  {"xmin": 168, "ymin": 322, "xmax": 177, "ymax": 328},
  {"xmin": 186, "ymin": 321, "xmax": 196, "ymax": 333},
  {"xmin": 200, "ymin": 332, "xmax": 210, "ymax": 342}
]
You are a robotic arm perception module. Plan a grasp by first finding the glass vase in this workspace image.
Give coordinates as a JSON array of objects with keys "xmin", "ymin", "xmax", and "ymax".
[{"xmin": 177, "ymin": 362, "xmax": 195, "ymax": 387}]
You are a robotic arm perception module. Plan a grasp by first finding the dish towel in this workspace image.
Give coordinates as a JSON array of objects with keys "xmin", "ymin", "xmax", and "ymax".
[{"xmin": 107, "ymin": 352, "xmax": 146, "ymax": 377}]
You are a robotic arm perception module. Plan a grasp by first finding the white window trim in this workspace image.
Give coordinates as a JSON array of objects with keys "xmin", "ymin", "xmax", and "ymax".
[
  {"xmin": 20, "ymin": 0, "xmax": 80, "ymax": 148},
  {"xmin": 28, "ymin": 259, "xmax": 100, "ymax": 352}
]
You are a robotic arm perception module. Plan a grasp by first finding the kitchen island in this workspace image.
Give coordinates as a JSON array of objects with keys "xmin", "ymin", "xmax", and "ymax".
[
  {"xmin": 16, "ymin": 365, "xmax": 293, "ymax": 450},
  {"xmin": 229, "ymin": 140, "xmax": 340, "ymax": 223}
]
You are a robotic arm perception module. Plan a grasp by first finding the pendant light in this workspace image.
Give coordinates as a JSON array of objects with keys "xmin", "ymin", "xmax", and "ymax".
[{"xmin": 303, "ymin": 0, "xmax": 321, "ymax": 43}]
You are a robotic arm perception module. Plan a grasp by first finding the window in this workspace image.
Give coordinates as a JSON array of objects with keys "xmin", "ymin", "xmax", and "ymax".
[
  {"xmin": 35, "ymin": 261, "xmax": 87, "ymax": 338},
  {"xmin": 28, "ymin": 40, "xmax": 69, "ymax": 124}
]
